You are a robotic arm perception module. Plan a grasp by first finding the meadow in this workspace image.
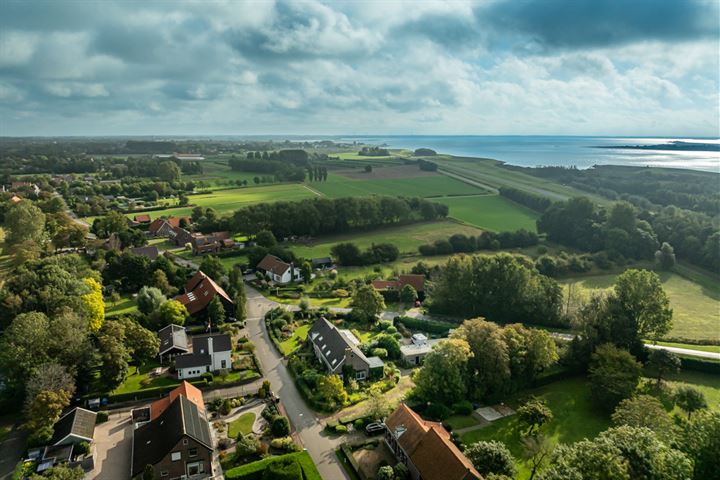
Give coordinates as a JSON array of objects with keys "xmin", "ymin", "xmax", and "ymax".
[
  {"xmin": 437, "ymin": 195, "xmax": 539, "ymax": 232},
  {"xmin": 560, "ymin": 270, "xmax": 720, "ymax": 343}
]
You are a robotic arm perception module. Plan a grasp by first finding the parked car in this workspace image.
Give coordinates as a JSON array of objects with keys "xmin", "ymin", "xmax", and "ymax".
[{"xmin": 365, "ymin": 423, "xmax": 385, "ymax": 436}]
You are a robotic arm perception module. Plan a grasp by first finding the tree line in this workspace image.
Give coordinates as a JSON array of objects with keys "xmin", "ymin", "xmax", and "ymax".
[
  {"xmin": 499, "ymin": 187, "xmax": 553, "ymax": 212},
  {"xmin": 418, "ymin": 229, "xmax": 538, "ymax": 256}
]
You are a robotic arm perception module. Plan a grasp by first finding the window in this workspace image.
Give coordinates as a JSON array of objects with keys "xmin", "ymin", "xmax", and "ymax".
[
  {"xmin": 187, "ymin": 462, "xmax": 204, "ymax": 475},
  {"xmin": 188, "ymin": 448, "xmax": 198, "ymax": 458},
  {"xmin": 160, "ymin": 471, "xmax": 168, "ymax": 477},
  {"xmin": 355, "ymin": 371, "xmax": 366, "ymax": 380},
  {"xmin": 171, "ymin": 451, "xmax": 181, "ymax": 461},
  {"xmin": 183, "ymin": 438, "xmax": 188, "ymax": 445},
  {"xmin": 221, "ymin": 360, "xmax": 227, "ymax": 369}
]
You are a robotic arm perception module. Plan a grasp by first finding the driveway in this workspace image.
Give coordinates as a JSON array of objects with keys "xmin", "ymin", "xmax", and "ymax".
[
  {"xmin": 88, "ymin": 412, "xmax": 133, "ymax": 480},
  {"xmin": 244, "ymin": 285, "xmax": 351, "ymax": 480},
  {"xmin": 0, "ymin": 422, "xmax": 27, "ymax": 480}
]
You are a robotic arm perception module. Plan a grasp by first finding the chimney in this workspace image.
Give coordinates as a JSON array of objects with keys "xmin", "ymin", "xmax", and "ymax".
[{"xmin": 208, "ymin": 336, "xmax": 214, "ymax": 358}]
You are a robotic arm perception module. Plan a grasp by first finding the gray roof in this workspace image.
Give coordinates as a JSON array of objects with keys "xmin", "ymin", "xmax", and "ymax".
[
  {"xmin": 192, "ymin": 333, "xmax": 232, "ymax": 354},
  {"xmin": 132, "ymin": 396, "xmax": 212, "ymax": 477},
  {"xmin": 174, "ymin": 353, "xmax": 211, "ymax": 369},
  {"xmin": 158, "ymin": 324, "xmax": 188, "ymax": 355},
  {"xmin": 50, "ymin": 407, "xmax": 97, "ymax": 445},
  {"xmin": 309, "ymin": 318, "xmax": 370, "ymax": 372},
  {"xmin": 366, "ymin": 356, "xmax": 385, "ymax": 369},
  {"xmin": 130, "ymin": 245, "xmax": 160, "ymax": 260}
]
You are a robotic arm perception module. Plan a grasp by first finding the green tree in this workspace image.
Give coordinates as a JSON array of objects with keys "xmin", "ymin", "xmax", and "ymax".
[
  {"xmin": 5, "ymin": 200, "xmax": 46, "ymax": 246},
  {"xmin": 271, "ymin": 415, "xmax": 290, "ymax": 437},
  {"xmin": 364, "ymin": 385, "xmax": 392, "ymax": 421},
  {"xmin": 612, "ymin": 395, "xmax": 673, "ymax": 438},
  {"xmin": 612, "ymin": 269, "xmax": 673, "ymax": 342},
  {"xmin": 0, "ymin": 312, "xmax": 51, "ymax": 390},
  {"xmin": 399, "ymin": 284, "xmax": 417, "ymax": 304},
  {"xmin": 674, "ymin": 386, "xmax": 707, "ymax": 419},
  {"xmin": 301, "ymin": 261, "xmax": 313, "ymax": 283},
  {"xmin": 464, "ymin": 440, "xmax": 517, "ymax": 478},
  {"xmin": 351, "ymin": 284, "xmax": 386, "ymax": 321},
  {"xmin": 373, "ymin": 334, "xmax": 401, "ymax": 359},
  {"xmin": 654, "ymin": 242, "xmax": 676, "ymax": 270},
  {"xmin": 24, "ymin": 389, "xmax": 72, "ymax": 433},
  {"xmin": 412, "ymin": 339, "xmax": 471, "ymax": 406},
  {"xmin": 121, "ymin": 319, "xmax": 160, "ymax": 372},
  {"xmin": 521, "ymin": 434, "xmax": 553, "ymax": 480},
  {"xmin": 151, "ymin": 269, "xmax": 177, "ymax": 296},
  {"xmin": 588, "ymin": 344, "xmax": 642, "ymax": 411},
  {"xmin": 255, "ymin": 230, "xmax": 277, "ymax": 248},
  {"xmin": 92, "ymin": 210, "xmax": 128, "ymax": 238},
  {"xmin": 235, "ymin": 434, "xmax": 260, "ymax": 457},
  {"xmin": 317, "ymin": 375, "xmax": 348, "ymax": 406},
  {"xmin": 142, "ymin": 465, "xmax": 157, "ymax": 480},
  {"xmin": 158, "ymin": 161, "xmax": 181, "ymax": 182},
  {"xmin": 97, "ymin": 321, "xmax": 131, "ymax": 389},
  {"xmin": 647, "ymin": 349, "xmax": 681, "ymax": 385},
  {"xmin": 29, "ymin": 465, "xmax": 85, "ymax": 480},
  {"xmin": 207, "ymin": 296, "xmax": 226, "ymax": 325},
  {"xmin": 137, "ymin": 286, "xmax": 167, "ymax": 315},
  {"xmin": 517, "ymin": 397, "xmax": 553, "ymax": 434},
  {"xmin": 152, "ymin": 300, "xmax": 188, "ymax": 328},
  {"xmin": 199, "ymin": 255, "xmax": 225, "ymax": 280},
  {"xmin": 675, "ymin": 409, "xmax": 720, "ymax": 480}
]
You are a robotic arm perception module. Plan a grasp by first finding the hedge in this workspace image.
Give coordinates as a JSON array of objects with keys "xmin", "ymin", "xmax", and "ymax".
[
  {"xmin": 679, "ymin": 355, "xmax": 720, "ymax": 374},
  {"xmin": 106, "ymin": 379, "xmax": 207, "ymax": 403},
  {"xmin": 224, "ymin": 451, "xmax": 321, "ymax": 480},
  {"xmin": 394, "ymin": 316, "xmax": 455, "ymax": 336}
]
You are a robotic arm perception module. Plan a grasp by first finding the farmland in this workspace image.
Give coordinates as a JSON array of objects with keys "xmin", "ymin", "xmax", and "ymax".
[
  {"xmin": 560, "ymin": 270, "xmax": 720, "ymax": 343},
  {"xmin": 437, "ymin": 195, "xmax": 539, "ymax": 232}
]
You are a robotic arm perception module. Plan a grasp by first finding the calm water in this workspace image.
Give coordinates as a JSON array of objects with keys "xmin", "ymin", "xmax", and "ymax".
[{"xmin": 337, "ymin": 136, "xmax": 720, "ymax": 172}]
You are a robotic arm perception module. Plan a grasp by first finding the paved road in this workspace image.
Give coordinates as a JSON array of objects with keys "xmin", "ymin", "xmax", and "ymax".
[
  {"xmin": 244, "ymin": 285, "xmax": 351, "ymax": 480},
  {"xmin": 645, "ymin": 343, "xmax": 720, "ymax": 360}
]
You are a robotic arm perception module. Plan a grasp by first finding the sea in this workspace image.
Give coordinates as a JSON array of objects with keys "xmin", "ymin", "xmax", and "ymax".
[{"xmin": 335, "ymin": 136, "xmax": 720, "ymax": 173}]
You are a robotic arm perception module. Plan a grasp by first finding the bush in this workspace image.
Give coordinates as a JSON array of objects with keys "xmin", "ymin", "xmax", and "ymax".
[
  {"xmin": 452, "ymin": 400, "xmax": 474, "ymax": 415},
  {"xmin": 96, "ymin": 411, "xmax": 109, "ymax": 424},
  {"xmin": 202, "ymin": 372, "xmax": 214, "ymax": 383},
  {"xmin": 271, "ymin": 416, "xmax": 291, "ymax": 437},
  {"xmin": 235, "ymin": 434, "xmax": 261, "ymax": 458},
  {"xmin": 335, "ymin": 424, "xmax": 348, "ymax": 434},
  {"xmin": 426, "ymin": 403, "xmax": 452, "ymax": 421},
  {"xmin": 217, "ymin": 437, "xmax": 232, "ymax": 450},
  {"xmin": 76, "ymin": 441, "xmax": 90, "ymax": 456},
  {"xmin": 262, "ymin": 456, "xmax": 302, "ymax": 480},
  {"xmin": 219, "ymin": 399, "xmax": 232, "ymax": 416},
  {"xmin": 271, "ymin": 437, "xmax": 301, "ymax": 453}
]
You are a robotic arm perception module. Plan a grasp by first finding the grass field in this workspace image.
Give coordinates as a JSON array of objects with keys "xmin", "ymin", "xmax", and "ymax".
[
  {"xmin": 112, "ymin": 361, "xmax": 179, "ymax": 395},
  {"xmin": 560, "ymin": 271, "xmax": 720, "ymax": 342},
  {"xmin": 228, "ymin": 412, "xmax": 256, "ymax": 438},
  {"xmin": 185, "ymin": 160, "xmax": 266, "ymax": 185},
  {"xmin": 309, "ymin": 172, "xmax": 488, "ymax": 198},
  {"xmin": 288, "ymin": 220, "xmax": 484, "ymax": 258},
  {"xmin": 437, "ymin": 195, "xmax": 539, "ymax": 232},
  {"xmin": 105, "ymin": 295, "xmax": 138, "ymax": 317}
]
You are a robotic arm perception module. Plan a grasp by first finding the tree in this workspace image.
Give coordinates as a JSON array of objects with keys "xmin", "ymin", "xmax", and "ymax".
[
  {"xmin": 255, "ymin": 230, "xmax": 277, "ymax": 248},
  {"xmin": 647, "ymin": 349, "xmax": 681, "ymax": 385},
  {"xmin": 675, "ymin": 409, "xmax": 720, "ymax": 480},
  {"xmin": 121, "ymin": 319, "xmax": 160, "ymax": 372},
  {"xmin": 611, "ymin": 395, "xmax": 673, "ymax": 438},
  {"xmin": 300, "ymin": 261, "xmax": 312, "ymax": 284},
  {"xmin": 97, "ymin": 321, "xmax": 131, "ymax": 389},
  {"xmin": 5, "ymin": 200, "xmax": 46, "ymax": 245},
  {"xmin": 588, "ymin": 344, "xmax": 642, "ymax": 411},
  {"xmin": 612, "ymin": 269, "xmax": 673, "ymax": 342},
  {"xmin": 24, "ymin": 389, "xmax": 72, "ymax": 433},
  {"xmin": 399, "ymin": 284, "xmax": 417, "ymax": 304},
  {"xmin": 158, "ymin": 161, "xmax": 181, "ymax": 182},
  {"xmin": 350, "ymin": 284, "xmax": 386, "ymax": 321},
  {"xmin": 0, "ymin": 312, "xmax": 51, "ymax": 389},
  {"xmin": 92, "ymin": 210, "xmax": 128, "ymax": 238},
  {"xmin": 316, "ymin": 375, "xmax": 348, "ymax": 406},
  {"xmin": 654, "ymin": 242, "xmax": 676, "ymax": 270},
  {"xmin": 25, "ymin": 363, "xmax": 76, "ymax": 408},
  {"xmin": 178, "ymin": 193, "xmax": 189, "ymax": 206},
  {"xmin": 521, "ymin": 434, "xmax": 553, "ymax": 480},
  {"xmin": 464, "ymin": 440, "xmax": 517, "ymax": 478},
  {"xmin": 538, "ymin": 426, "xmax": 692, "ymax": 480},
  {"xmin": 142, "ymin": 465, "xmax": 157, "ymax": 480},
  {"xmin": 152, "ymin": 300, "xmax": 188, "ymax": 328},
  {"xmin": 81, "ymin": 277, "xmax": 105, "ymax": 332},
  {"xmin": 517, "ymin": 397, "xmax": 553, "ymax": 434},
  {"xmin": 199, "ymin": 255, "xmax": 225, "ymax": 280},
  {"xmin": 674, "ymin": 386, "xmax": 707, "ymax": 419},
  {"xmin": 373, "ymin": 334, "xmax": 401, "ymax": 359},
  {"xmin": 364, "ymin": 385, "xmax": 392, "ymax": 421},
  {"xmin": 29, "ymin": 465, "xmax": 85, "ymax": 480},
  {"xmin": 207, "ymin": 296, "xmax": 226, "ymax": 325},
  {"xmin": 151, "ymin": 269, "xmax": 177, "ymax": 296},
  {"xmin": 235, "ymin": 434, "xmax": 260, "ymax": 457},
  {"xmin": 271, "ymin": 415, "xmax": 290, "ymax": 437},
  {"xmin": 137, "ymin": 286, "xmax": 167, "ymax": 315},
  {"xmin": 411, "ymin": 339, "xmax": 471, "ymax": 406}
]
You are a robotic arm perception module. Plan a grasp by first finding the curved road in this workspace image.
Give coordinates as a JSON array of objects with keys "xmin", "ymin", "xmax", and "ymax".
[{"xmin": 244, "ymin": 285, "xmax": 351, "ymax": 480}]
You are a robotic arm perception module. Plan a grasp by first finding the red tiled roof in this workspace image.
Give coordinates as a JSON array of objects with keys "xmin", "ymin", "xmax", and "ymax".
[
  {"xmin": 150, "ymin": 381, "xmax": 204, "ymax": 421},
  {"xmin": 372, "ymin": 280, "xmax": 398, "ymax": 290},
  {"xmin": 134, "ymin": 214, "xmax": 152, "ymax": 223},
  {"xmin": 148, "ymin": 218, "xmax": 167, "ymax": 234},
  {"xmin": 386, "ymin": 404, "xmax": 482, "ymax": 480},
  {"xmin": 175, "ymin": 271, "xmax": 233, "ymax": 315},
  {"xmin": 167, "ymin": 216, "xmax": 191, "ymax": 228},
  {"xmin": 257, "ymin": 254, "xmax": 291, "ymax": 276},
  {"xmin": 399, "ymin": 274, "xmax": 425, "ymax": 292}
]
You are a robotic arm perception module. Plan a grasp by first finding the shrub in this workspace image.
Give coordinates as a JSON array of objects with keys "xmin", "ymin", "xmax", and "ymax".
[
  {"xmin": 271, "ymin": 416, "xmax": 291, "ymax": 437},
  {"xmin": 217, "ymin": 437, "xmax": 232, "ymax": 450},
  {"xmin": 452, "ymin": 400, "xmax": 474, "ymax": 415},
  {"xmin": 219, "ymin": 399, "xmax": 232, "ymax": 416},
  {"xmin": 76, "ymin": 441, "xmax": 91, "ymax": 456},
  {"xmin": 426, "ymin": 403, "xmax": 452, "ymax": 421},
  {"xmin": 235, "ymin": 434, "xmax": 260, "ymax": 458},
  {"xmin": 202, "ymin": 372, "xmax": 214, "ymax": 383},
  {"xmin": 271, "ymin": 436, "xmax": 301, "ymax": 452},
  {"xmin": 335, "ymin": 424, "xmax": 348, "ymax": 434},
  {"xmin": 262, "ymin": 457, "xmax": 302, "ymax": 480},
  {"xmin": 96, "ymin": 411, "xmax": 109, "ymax": 424}
]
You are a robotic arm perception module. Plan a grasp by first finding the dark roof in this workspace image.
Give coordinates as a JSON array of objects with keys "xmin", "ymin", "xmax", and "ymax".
[
  {"xmin": 174, "ymin": 352, "xmax": 211, "ymax": 368},
  {"xmin": 51, "ymin": 407, "xmax": 97, "ymax": 445},
  {"xmin": 158, "ymin": 324, "xmax": 188, "ymax": 355},
  {"xmin": 132, "ymin": 396, "xmax": 212, "ymax": 477},
  {"xmin": 130, "ymin": 245, "xmax": 160, "ymax": 261},
  {"xmin": 312, "ymin": 257, "xmax": 333, "ymax": 267},
  {"xmin": 193, "ymin": 333, "xmax": 232, "ymax": 354},
  {"xmin": 257, "ymin": 254, "xmax": 291, "ymax": 276},
  {"xmin": 308, "ymin": 318, "xmax": 370, "ymax": 372}
]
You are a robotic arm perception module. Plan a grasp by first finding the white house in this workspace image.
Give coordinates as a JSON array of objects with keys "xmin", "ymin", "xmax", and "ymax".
[
  {"xmin": 174, "ymin": 334, "xmax": 232, "ymax": 379},
  {"xmin": 256, "ymin": 254, "xmax": 302, "ymax": 284}
]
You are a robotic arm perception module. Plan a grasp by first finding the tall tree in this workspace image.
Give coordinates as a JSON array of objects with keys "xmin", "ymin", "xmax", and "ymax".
[
  {"xmin": 611, "ymin": 395, "xmax": 673, "ymax": 439},
  {"xmin": 5, "ymin": 200, "xmax": 46, "ymax": 246},
  {"xmin": 97, "ymin": 321, "xmax": 131, "ymax": 390},
  {"xmin": 350, "ymin": 285, "xmax": 386, "ymax": 322},
  {"xmin": 121, "ymin": 319, "xmax": 160, "ymax": 372},
  {"xmin": 612, "ymin": 269, "xmax": 673, "ymax": 343},
  {"xmin": 199, "ymin": 255, "xmax": 225, "ymax": 280},
  {"xmin": 674, "ymin": 387, "xmax": 707, "ymax": 419},
  {"xmin": 588, "ymin": 344, "xmax": 642, "ymax": 411},
  {"xmin": 464, "ymin": 441, "xmax": 517, "ymax": 478},
  {"xmin": 137, "ymin": 286, "xmax": 167, "ymax": 315},
  {"xmin": 207, "ymin": 296, "xmax": 226, "ymax": 325},
  {"xmin": 81, "ymin": 277, "xmax": 105, "ymax": 332},
  {"xmin": 647, "ymin": 349, "xmax": 681, "ymax": 385},
  {"xmin": 411, "ymin": 339, "xmax": 472, "ymax": 406},
  {"xmin": 158, "ymin": 161, "xmax": 181, "ymax": 182}
]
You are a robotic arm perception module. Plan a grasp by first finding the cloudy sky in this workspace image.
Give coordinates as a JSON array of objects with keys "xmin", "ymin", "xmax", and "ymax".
[{"xmin": 0, "ymin": 0, "xmax": 718, "ymax": 136}]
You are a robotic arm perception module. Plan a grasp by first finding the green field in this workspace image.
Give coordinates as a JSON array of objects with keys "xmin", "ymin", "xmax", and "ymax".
[
  {"xmin": 228, "ymin": 412, "xmax": 256, "ymax": 438},
  {"xmin": 309, "ymin": 172, "xmax": 487, "ymax": 198},
  {"xmin": 437, "ymin": 195, "xmax": 539, "ymax": 232},
  {"xmin": 278, "ymin": 324, "xmax": 311, "ymax": 355},
  {"xmin": 185, "ymin": 160, "xmax": 266, "ymax": 185},
  {"xmin": 105, "ymin": 295, "xmax": 138, "ymax": 317},
  {"xmin": 560, "ymin": 271, "xmax": 720, "ymax": 342},
  {"xmin": 289, "ymin": 220, "xmax": 484, "ymax": 258}
]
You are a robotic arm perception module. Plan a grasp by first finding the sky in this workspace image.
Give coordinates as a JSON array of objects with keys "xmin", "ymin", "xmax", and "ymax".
[{"xmin": 0, "ymin": 0, "xmax": 718, "ymax": 137}]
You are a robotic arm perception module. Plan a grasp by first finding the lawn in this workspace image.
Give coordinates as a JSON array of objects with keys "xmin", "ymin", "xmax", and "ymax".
[
  {"xmin": 461, "ymin": 377, "xmax": 611, "ymax": 480},
  {"xmin": 445, "ymin": 415, "xmax": 482, "ymax": 430},
  {"xmin": 437, "ymin": 195, "xmax": 539, "ymax": 232},
  {"xmin": 560, "ymin": 270, "xmax": 720, "ymax": 343},
  {"xmin": 288, "ymin": 220, "xmax": 484, "ymax": 258},
  {"xmin": 662, "ymin": 370, "xmax": 720, "ymax": 411},
  {"xmin": 105, "ymin": 295, "xmax": 138, "ymax": 318},
  {"xmin": 112, "ymin": 361, "xmax": 179, "ymax": 395},
  {"xmin": 277, "ymin": 324, "xmax": 311, "ymax": 355},
  {"xmin": 224, "ymin": 451, "xmax": 321, "ymax": 480},
  {"xmin": 227, "ymin": 412, "xmax": 256, "ymax": 438},
  {"xmin": 309, "ymin": 172, "xmax": 488, "ymax": 198}
]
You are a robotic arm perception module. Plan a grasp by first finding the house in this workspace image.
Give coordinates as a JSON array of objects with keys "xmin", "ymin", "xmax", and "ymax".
[
  {"xmin": 311, "ymin": 257, "xmax": 334, "ymax": 270},
  {"xmin": 50, "ymin": 407, "xmax": 97, "ymax": 446},
  {"xmin": 169, "ymin": 226, "xmax": 195, "ymax": 247},
  {"xmin": 133, "ymin": 214, "xmax": 152, "ymax": 224},
  {"xmin": 256, "ymin": 254, "xmax": 301, "ymax": 284},
  {"xmin": 174, "ymin": 333, "xmax": 233, "ymax": 379},
  {"xmin": 158, "ymin": 324, "xmax": 189, "ymax": 362},
  {"xmin": 191, "ymin": 231, "xmax": 232, "ymax": 255},
  {"xmin": 10, "ymin": 195, "xmax": 22, "ymax": 203},
  {"xmin": 400, "ymin": 334, "xmax": 442, "ymax": 367},
  {"xmin": 130, "ymin": 245, "xmax": 160, "ymax": 261},
  {"xmin": 149, "ymin": 217, "xmax": 191, "ymax": 237},
  {"xmin": 11, "ymin": 181, "xmax": 40, "ymax": 195},
  {"xmin": 372, "ymin": 274, "xmax": 426, "ymax": 299},
  {"xmin": 308, "ymin": 317, "xmax": 384, "ymax": 381},
  {"xmin": 385, "ymin": 404, "xmax": 481, "ymax": 480},
  {"xmin": 173, "ymin": 270, "xmax": 234, "ymax": 317},
  {"xmin": 131, "ymin": 394, "xmax": 212, "ymax": 479}
]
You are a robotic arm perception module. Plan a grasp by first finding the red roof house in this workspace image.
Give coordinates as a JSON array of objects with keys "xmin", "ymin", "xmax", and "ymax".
[{"xmin": 174, "ymin": 271, "xmax": 234, "ymax": 316}]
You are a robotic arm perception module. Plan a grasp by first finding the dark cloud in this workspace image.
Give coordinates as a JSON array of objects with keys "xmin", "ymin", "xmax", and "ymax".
[
  {"xmin": 399, "ymin": 12, "xmax": 482, "ymax": 49},
  {"xmin": 91, "ymin": 24, "xmax": 165, "ymax": 64},
  {"xmin": 481, "ymin": 0, "xmax": 719, "ymax": 50}
]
